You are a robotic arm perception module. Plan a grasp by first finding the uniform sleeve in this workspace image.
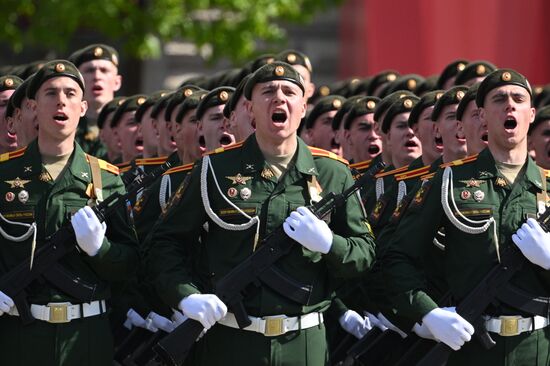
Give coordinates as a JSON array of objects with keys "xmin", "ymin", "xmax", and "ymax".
[
  {"xmin": 382, "ymin": 174, "xmax": 444, "ymax": 322},
  {"xmin": 147, "ymin": 165, "xmax": 205, "ymax": 309},
  {"xmin": 324, "ymin": 164, "xmax": 377, "ymax": 278},
  {"xmin": 85, "ymin": 173, "xmax": 140, "ymax": 280}
]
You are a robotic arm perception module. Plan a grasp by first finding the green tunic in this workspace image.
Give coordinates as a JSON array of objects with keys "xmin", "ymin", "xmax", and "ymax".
[
  {"xmin": 384, "ymin": 147, "xmax": 550, "ymax": 365},
  {"xmin": 149, "ymin": 135, "xmax": 375, "ymax": 366},
  {"xmin": 75, "ymin": 116, "xmax": 109, "ymax": 160},
  {"xmin": 0, "ymin": 140, "xmax": 139, "ymax": 365}
]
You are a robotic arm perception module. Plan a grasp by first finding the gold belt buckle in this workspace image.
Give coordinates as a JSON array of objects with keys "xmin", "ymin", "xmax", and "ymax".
[
  {"xmin": 48, "ymin": 303, "xmax": 70, "ymax": 323},
  {"xmin": 264, "ymin": 316, "xmax": 286, "ymax": 337},
  {"xmin": 499, "ymin": 315, "xmax": 521, "ymax": 336}
]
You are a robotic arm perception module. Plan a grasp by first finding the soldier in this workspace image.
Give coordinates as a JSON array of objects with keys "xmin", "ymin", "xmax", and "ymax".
[
  {"xmin": 150, "ymin": 92, "xmax": 178, "ymax": 158},
  {"xmin": 276, "ymin": 49, "xmax": 315, "ymax": 102},
  {"xmin": 454, "ymin": 60, "xmax": 496, "ymax": 87},
  {"xmin": 0, "ymin": 75, "xmax": 24, "ymax": 153},
  {"xmin": 333, "ymin": 95, "xmax": 364, "ymax": 162},
  {"xmin": 223, "ymin": 74, "xmax": 256, "ymax": 143},
  {"xmin": 367, "ymin": 70, "xmax": 400, "ymax": 97},
  {"xmin": 456, "ymin": 83, "xmax": 489, "ymax": 155},
  {"xmin": 528, "ymin": 105, "xmax": 550, "ymax": 169},
  {"xmin": 6, "ymin": 75, "xmax": 39, "ymax": 148},
  {"xmin": 148, "ymin": 61, "xmax": 375, "ymax": 365},
  {"xmin": 97, "ymin": 96, "xmax": 125, "ymax": 164},
  {"xmin": 304, "ymin": 95, "xmax": 347, "ymax": 155},
  {"xmin": 196, "ymin": 86, "xmax": 236, "ymax": 152},
  {"xmin": 111, "ymin": 95, "xmax": 148, "ymax": 164},
  {"xmin": 70, "ymin": 44, "xmax": 122, "ymax": 159},
  {"xmin": 134, "ymin": 90, "xmax": 169, "ymax": 159},
  {"xmin": 384, "ymin": 69, "xmax": 550, "ymax": 364},
  {"xmin": 436, "ymin": 59, "xmax": 468, "ymax": 90},
  {"xmin": 344, "ymin": 96, "xmax": 382, "ymax": 164},
  {"xmin": 0, "ymin": 60, "xmax": 138, "ymax": 365}
]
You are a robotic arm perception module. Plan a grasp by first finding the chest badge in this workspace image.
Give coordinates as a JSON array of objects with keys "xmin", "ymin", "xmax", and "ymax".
[
  {"xmin": 460, "ymin": 178, "xmax": 484, "ymax": 188},
  {"xmin": 226, "ymin": 173, "xmax": 253, "ymax": 185},
  {"xmin": 5, "ymin": 192, "xmax": 15, "ymax": 202},
  {"xmin": 495, "ymin": 177, "xmax": 507, "ymax": 187},
  {"xmin": 240, "ymin": 187, "xmax": 252, "ymax": 200},
  {"xmin": 24, "ymin": 166, "xmax": 32, "ymax": 173},
  {"xmin": 460, "ymin": 190, "xmax": 471, "ymax": 200},
  {"xmin": 473, "ymin": 190, "xmax": 485, "ymax": 202},
  {"xmin": 39, "ymin": 171, "xmax": 52, "ymax": 182},
  {"xmin": 18, "ymin": 190, "xmax": 29, "ymax": 204},
  {"xmin": 5, "ymin": 177, "xmax": 31, "ymax": 189},
  {"xmin": 227, "ymin": 187, "xmax": 238, "ymax": 198}
]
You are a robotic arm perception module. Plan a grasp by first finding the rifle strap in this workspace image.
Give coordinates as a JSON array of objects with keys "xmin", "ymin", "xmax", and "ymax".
[{"xmin": 88, "ymin": 155, "xmax": 104, "ymax": 203}]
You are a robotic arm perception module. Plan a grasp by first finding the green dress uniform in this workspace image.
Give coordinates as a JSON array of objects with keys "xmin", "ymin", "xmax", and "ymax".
[
  {"xmin": 384, "ymin": 147, "xmax": 550, "ymax": 365},
  {"xmin": 0, "ymin": 140, "xmax": 139, "ymax": 365},
  {"xmin": 75, "ymin": 115, "xmax": 109, "ymax": 160},
  {"xmin": 149, "ymin": 135, "xmax": 375, "ymax": 366}
]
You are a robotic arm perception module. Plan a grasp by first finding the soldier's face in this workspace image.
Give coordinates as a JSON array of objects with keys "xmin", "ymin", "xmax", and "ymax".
[
  {"xmin": 528, "ymin": 120, "xmax": 550, "ymax": 169},
  {"xmin": 155, "ymin": 108, "xmax": 177, "ymax": 156},
  {"xmin": 199, "ymin": 104, "xmax": 234, "ymax": 152},
  {"xmin": 414, "ymin": 106, "xmax": 442, "ymax": 164},
  {"xmin": 480, "ymin": 85, "xmax": 534, "ymax": 152},
  {"xmin": 99, "ymin": 111, "xmax": 121, "ymax": 157},
  {"xmin": 0, "ymin": 89, "xmax": 17, "ymax": 152},
  {"xmin": 79, "ymin": 59, "xmax": 121, "ymax": 109},
  {"xmin": 247, "ymin": 80, "xmax": 306, "ymax": 147},
  {"xmin": 115, "ymin": 111, "xmax": 143, "ymax": 161},
  {"xmin": 12, "ymin": 98, "xmax": 38, "ymax": 147},
  {"xmin": 178, "ymin": 108, "xmax": 203, "ymax": 161},
  {"xmin": 140, "ymin": 105, "xmax": 159, "ymax": 155},
  {"xmin": 32, "ymin": 76, "xmax": 87, "ymax": 145},
  {"xmin": 460, "ymin": 100, "xmax": 488, "ymax": 155},
  {"xmin": 228, "ymin": 95, "xmax": 255, "ymax": 142},
  {"xmin": 387, "ymin": 112, "xmax": 421, "ymax": 167},
  {"xmin": 307, "ymin": 110, "xmax": 339, "ymax": 154},
  {"xmin": 292, "ymin": 65, "xmax": 314, "ymax": 101},
  {"xmin": 346, "ymin": 113, "xmax": 382, "ymax": 162},
  {"xmin": 436, "ymin": 104, "xmax": 468, "ymax": 161}
]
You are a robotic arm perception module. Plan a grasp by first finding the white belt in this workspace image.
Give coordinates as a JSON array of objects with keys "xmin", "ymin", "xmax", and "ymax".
[
  {"xmin": 484, "ymin": 315, "xmax": 549, "ymax": 337},
  {"xmin": 9, "ymin": 300, "xmax": 107, "ymax": 323},
  {"xmin": 218, "ymin": 312, "xmax": 323, "ymax": 337}
]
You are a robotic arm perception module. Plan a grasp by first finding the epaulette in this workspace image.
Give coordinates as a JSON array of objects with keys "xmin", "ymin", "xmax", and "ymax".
[
  {"xmin": 395, "ymin": 165, "xmax": 431, "ymax": 181},
  {"xmin": 119, "ymin": 165, "xmax": 132, "ymax": 173},
  {"xmin": 0, "ymin": 147, "xmax": 26, "ymax": 163},
  {"xmin": 163, "ymin": 162, "xmax": 194, "ymax": 176},
  {"xmin": 135, "ymin": 156, "xmax": 168, "ymax": 166},
  {"xmin": 116, "ymin": 160, "xmax": 131, "ymax": 169},
  {"xmin": 205, "ymin": 141, "xmax": 244, "ymax": 156},
  {"xmin": 86, "ymin": 155, "xmax": 120, "ymax": 175},
  {"xmin": 375, "ymin": 165, "xmax": 409, "ymax": 179},
  {"xmin": 350, "ymin": 159, "xmax": 372, "ymax": 171},
  {"xmin": 308, "ymin": 146, "xmax": 349, "ymax": 165},
  {"xmin": 420, "ymin": 172, "xmax": 436, "ymax": 181},
  {"xmin": 440, "ymin": 154, "xmax": 478, "ymax": 168}
]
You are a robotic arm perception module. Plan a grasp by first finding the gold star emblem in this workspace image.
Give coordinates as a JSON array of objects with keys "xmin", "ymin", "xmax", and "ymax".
[
  {"xmin": 5, "ymin": 177, "xmax": 31, "ymax": 189},
  {"xmin": 460, "ymin": 178, "xmax": 485, "ymax": 188},
  {"xmin": 226, "ymin": 173, "xmax": 253, "ymax": 185}
]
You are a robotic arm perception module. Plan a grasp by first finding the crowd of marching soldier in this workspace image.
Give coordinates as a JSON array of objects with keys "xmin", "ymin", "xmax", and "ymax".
[{"xmin": 0, "ymin": 44, "xmax": 550, "ymax": 366}]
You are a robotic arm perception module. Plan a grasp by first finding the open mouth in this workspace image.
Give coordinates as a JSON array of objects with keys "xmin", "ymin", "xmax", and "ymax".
[
  {"xmin": 405, "ymin": 140, "xmax": 418, "ymax": 148},
  {"xmin": 272, "ymin": 111, "xmax": 287, "ymax": 123},
  {"xmin": 435, "ymin": 136, "xmax": 443, "ymax": 148},
  {"xmin": 220, "ymin": 134, "xmax": 233, "ymax": 146},
  {"xmin": 481, "ymin": 133, "xmax": 488, "ymax": 142},
  {"xmin": 92, "ymin": 85, "xmax": 103, "ymax": 93},
  {"xmin": 54, "ymin": 113, "xmax": 68, "ymax": 122},
  {"xmin": 135, "ymin": 137, "xmax": 143, "ymax": 147},
  {"xmin": 199, "ymin": 135, "xmax": 206, "ymax": 148},
  {"xmin": 331, "ymin": 138, "xmax": 340, "ymax": 150},
  {"xmin": 504, "ymin": 117, "xmax": 517, "ymax": 130},
  {"xmin": 456, "ymin": 133, "xmax": 467, "ymax": 143},
  {"xmin": 251, "ymin": 119, "xmax": 256, "ymax": 129},
  {"xmin": 368, "ymin": 144, "xmax": 380, "ymax": 154}
]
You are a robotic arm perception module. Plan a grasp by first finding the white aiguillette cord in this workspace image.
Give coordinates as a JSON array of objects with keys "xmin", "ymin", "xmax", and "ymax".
[{"xmin": 0, "ymin": 214, "xmax": 37, "ymax": 269}]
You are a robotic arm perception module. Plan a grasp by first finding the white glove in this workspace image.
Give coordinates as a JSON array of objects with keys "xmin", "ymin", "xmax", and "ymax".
[
  {"xmin": 422, "ymin": 307, "xmax": 474, "ymax": 351},
  {"xmin": 123, "ymin": 308, "xmax": 147, "ymax": 330},
  {"xmin": 0, "ymin": 291, "xmax": 14, "ymax": 316},
  {"xmin": 178, "ymin": 294, "xmax": 227, "ymax": 330},
  {"xmin": 339, "ymin": 310, "xmax": 372, "ymax": 339},
  {"xmin": 377, "ymin": 312, "xmax": 407, "ymax": 338},
  {"xmin": 412, "ymin": 322, "xmax": 436, "ymax": 340},
  {"xmin": 512, "ymin": 218, "xmax": 550, "ymax": 270},
  {"xmin": 283, "ymin": 207, "xmax": 333, "ymax": 254},
  {"xmin": 71, "ymin": 206, "xmax": 106, "ymax": 256},
  {"xmin": 150, "ymin": 312, "xmax": 175, "ymax": 333},
  {"xmin": 365, "ymin": 311, "xmax": 388, "ymax": 331}
]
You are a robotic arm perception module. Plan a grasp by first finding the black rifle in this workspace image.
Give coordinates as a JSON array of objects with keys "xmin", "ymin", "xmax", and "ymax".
[
  {"xmin": 416, "ymin": 205, "xmax": 550, "ymax": 366},
  {"xmin": 0, "ymin": 161, "xmax": 172, "ymax": 324},
  {"xmin": 153, "ymin": 160, "xmax": 385, "ymax": 366}
]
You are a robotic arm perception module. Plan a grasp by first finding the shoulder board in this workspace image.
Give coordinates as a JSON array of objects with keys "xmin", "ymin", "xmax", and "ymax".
[
  {"xmin": 119, "ymin": 165, "xmax": 132, "ymax": 173},
  {"xmin": 205, "ymin": 141, "xmax": 244, "ymax": 156},
  {"xmin": 86, "ymin": 155, "xmax": 120, "ymax": 175},
  {"xmin": 0, "ymin": 147, "xmax": 27, "ymax": 163},
  {"xmin": 163, "ymin": 162, "xmax": 194, "ymax": 176},
  {"xmin": 395, "ymin": 165, "xmax": 431, "ymax": 181},
  {"xmin": 350, "ymin": 159, "xmax": 372, "ymax": 170},
  {"xmin": 543, "ymin": 169, "xmax": 550, "ymax": 178},
  {"xmin": 419, "ymin": 172, "xmax": 436, "ymax": 181},
  {"xmin": 440, "ymin": 154, "xmax": 478, "ymax": 169},
  {"xmin": 116, "ymin": 160, "xmax": 131, "ymax": 169},
  {"xmin": 308, "ymin": 146, "xmax": 349, "ymax": 165},
  {"xmin": 135, "ymin": 156, "xmax": 168, "ymax": 166},
  {"xmin": 375, "ymin": 165, "xmax": 409, "ymax": 179}
]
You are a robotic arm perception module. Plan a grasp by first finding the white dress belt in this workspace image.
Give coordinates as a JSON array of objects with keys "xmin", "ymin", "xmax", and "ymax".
[
  {"xmin": 218, "ymin": 311, "xmax": 323, "ymax": 337},
  {"xmin": 484, "ymin": 315, "xmax": 549, "ymax": 336},
  {"xmin": 9, "ymin": 300, "xmax": 107, "ymax": 323}
]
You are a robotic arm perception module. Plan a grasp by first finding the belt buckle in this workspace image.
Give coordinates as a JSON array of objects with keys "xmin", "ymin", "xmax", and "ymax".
[
  {"xmin": 48, "ymin": 303, "xmax": 70, "ymax": 323},
  {"xmin": 264, "ymin": 315, "xmax": 286, "ymax": 337},
  {"xmin": 499, "ymin": 315, "xmax": 521, "ymax": 336}
]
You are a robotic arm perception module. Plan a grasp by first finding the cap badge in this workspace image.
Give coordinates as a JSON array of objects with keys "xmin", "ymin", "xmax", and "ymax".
[
  {"xmin": 501, "ymin": 72, "xmax": 512, "ymax": 82},
  {"xmin": 266, "ymin": 57, "xmax": 275, "ymax": 64},
  {"xmin": 184, "ymin": 88, "xmax": 193, "ymax": 97},
  {"xmin": 319, "ymin": 86, "xmax": 330, "ymax": 96},
  {"xmin": 332, "ymin": 99, "xmax": 342, "ymax": 109},
  {"xmin": 55, "ymin": 63, "xmax": 65, "ymax": 72},
  {"xmin": 4, "ymin": 78, "xmax": 13, "ymax": 87},
  {"xmin": 458, "ymin": 63, "xmax": 466, "ymax": 71},
  {"xmin": 94, "ymin": 47, "xmax": 104, "ymax": 57},
  {"xmin": 287, "ymin": 53, "xmax": 297, "ymax": 63},
  {"xmin": 137, "ymin": 97, "xmax": 146, "ymax": 105},
  {"xmin": 367, "ymin": 100, "xmax": 376, "ymax": 110},
  {"xmin": 274, "ymin": 66, "xmax": 285, "ymax": 77},
  {"xmin": 219, "ymin": 91, "xmax": 229, "ymax": 102},
  {"xmin": 403, "ymin": 99, "xmax": 413, "ymax": 108},
  {"xmin": 387, "ymin": 73, "xmax": 397, "ymax": 81},
  {"xmin": 476, "ymin": 64, "xmax": 486, "ymax": 75},
  {"xmin": 407, "ymin": 79, "xmax": 417, "ymax": 90},
  {"xmin": 456, "ymin": 90, "xmax": 465, "ymax": 100},
  {"xmin": 436, "ymin": 92, "xmax": 444, "ymax": 99}
]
